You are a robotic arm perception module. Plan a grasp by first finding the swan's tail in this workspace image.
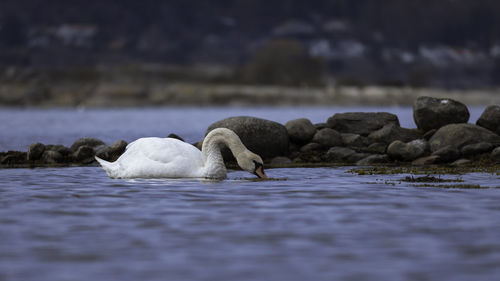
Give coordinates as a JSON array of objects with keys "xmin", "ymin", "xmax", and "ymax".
[{"xmin": 95, "ymin": 156, "xmax": 119, "ymax": 178}]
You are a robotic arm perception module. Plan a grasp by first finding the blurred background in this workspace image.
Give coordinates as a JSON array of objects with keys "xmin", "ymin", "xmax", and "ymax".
[{"xmin": 1, "ymin": 0, "xmax": 500, "ymax": 106}]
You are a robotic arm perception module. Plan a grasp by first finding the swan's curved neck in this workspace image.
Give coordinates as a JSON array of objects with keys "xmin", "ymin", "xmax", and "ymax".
[{"xmin": 201, "ymin": 128, "xmax": 246, "ymax": 178}]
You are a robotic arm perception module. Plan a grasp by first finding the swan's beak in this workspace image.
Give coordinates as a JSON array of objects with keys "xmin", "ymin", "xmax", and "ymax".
[{"xmin": 255, "ymin": 166, "xmax": 268, "ymax": 179}]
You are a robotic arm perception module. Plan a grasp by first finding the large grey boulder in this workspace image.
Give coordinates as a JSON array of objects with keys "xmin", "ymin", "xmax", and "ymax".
[
  {"xmin": 387, "ymin": 139, "xmax": 429, "ymax": 161},
  {"xmin": 206, "ymin": 116, "xmax": 289, "ymax": 160},
  {"xmin": 327, "ymin": 112, "xmax": 399, "ymax": 136},
  {"xmin": 413, "ymin": 96, "xmax": 470, "ymax": 132},
  {"xmin": 285, "ymin": 118, "xmax": 317, "ymax": 144},
  {"xmin": 429, "ymin": 123, "xmax": 500, "ymax": 152},
  {"xmin": 476, "ymin": 105, "xmax": 500, "ymax": 136},
  {"xmin": 341, "ymin": 133, "xmax": 372, "ymax": 148},
  {"xmin": 311, "ymin": 128, "xmax": 343, "ymax": 148},
  {"xmin": 368, "ymin": 123, "xmax": 423, "ymax": 144},
  {"xmin": 431, "ymin": 145, "xmax": 461, "ymax": 163}
]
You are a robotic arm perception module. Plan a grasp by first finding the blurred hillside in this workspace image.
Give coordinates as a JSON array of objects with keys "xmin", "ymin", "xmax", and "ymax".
[{"xmin": 1, "ymin": 0, "xmax": 500, "ymax": 100}]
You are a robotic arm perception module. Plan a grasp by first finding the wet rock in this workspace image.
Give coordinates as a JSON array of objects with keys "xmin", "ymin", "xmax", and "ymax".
[
  {"xmin": 450, "ymin": 159, "xmax": 472, "ymax": 167},
  {"xmin": 326, "ymin": 147, "xmax": 355, "ymax": 162},
  {"xmin": 476, "ymin": 105, "xmax": 500, "ymax": 135},
  {"xmin": 423, "ymin": 129, "xmax": 437, "ymax": 140},
  {"xmin": 348, "ymin": 153, "xmax": 371, "ymax": 163},
  {"xmin": 341, "ymin": 133, "xmax": 372, "ymax": 148},
  {"xmin": 429, "ymin": 123, "xmax": 500, "ymax": 152},
  {"xmin": 356, "ymin": 154, "xmax": 390, "ymax": 165},
  {"xmin": 311, "ymin": 128, "xmax": 343, "ymax": 148},
  {"xmin": 1, "ymin": 151, "xmax": 27, "ymax": 165},
  {"xmin": 314, "ymin": 123, "xmax": 328, "ymax": 130},
  {"xmin": 27, "ymin": 143, "xmax": 45, "ymax": 161},
  {"xmin": 365, "ymin": 143, "xmax": 387, "ymax": 154},
  {"xmin": 94, "ymin": 145, "xmax": 111, "ymax": 160},
  {"xmin": 491, "ymin": 147, "xmax": 500, "ymax": 161},
  {"xmin": 327, "ymin": 112, "xmax": 399, "ymax": 136},
  {"xmin": 108, "ymin": 140, "xmax": 128, "ymax": 161},
  {"xmin": 285, "ymin": 118, "xmax": 317, "ymax": 144},
  {"xmin": 431, "ymin": 145, "xmax": 460, "ymax": 163},
  {"xmin": 167, "ymin": 133, "xmax": 184, "ymax": 142},
  {"xmin": 207, "ymin": 116, "xmax": 289, "ymax": 160},
  {"xmin": 73, "ymin": 145, "xmax": 95, "ymax": 163},
  {"xmin": 42, "ymin": 150, "xmax": 64, "ymax": 164},
  {"xmin": 70, "ymin": 138, "xmax": 105, "ymax": 152},
  {"xmin": 387, "ymin": 139, "xmax": 428, "ymax": 161},
  {"xmin": 270, "ymin": 156, "xmax": 292, "ymax": 165},
  {"xmin": 413, "ymin": 96, "xmax": 470, "ymax": 132},
  {"xmin": 412, "ymin": 155, "xmax": 439, "ymax": 166},
  {"xmin": 46, "ymin": 145, "xmax": 71, "ymax": 157},
  {"xmin": 300, "ymin": 143, "xmax": 322, "ymax": 152},
  {"xmin": 460, "ymin": 142, "xmax": 494, "ymax": 157},
  {"xmin": 368, "ymin": 123, "xmax": 423, "ymax": 144}
]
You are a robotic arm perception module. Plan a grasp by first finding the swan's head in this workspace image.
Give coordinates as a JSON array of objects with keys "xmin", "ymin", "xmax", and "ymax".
[{"xmin": 237, "ymin": 151, "xmax": 267, "ymax": 179}]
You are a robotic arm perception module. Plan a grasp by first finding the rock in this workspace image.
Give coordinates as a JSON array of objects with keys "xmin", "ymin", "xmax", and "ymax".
[
  {"xmin": 42, "ymin": 150, "xmax": 64, "ymax": 164},
  {"xmin": 70, "ymin": 138, "xmax": 105, "ymax": 152},
  {"xmin": 450, "ymin": 159, "xmax": 472, "ymax": 167},
  {"xmin": 412, "ymin": 155, "xmax": 440, "ymax": 166},
  {"xmin": 460, "ymin": 142, "xmax": 494, "ymax": 157},
  {"xmin": 27, "ymin": 143, "xmax": 45, "ymax": 161},
  {"xmin": 348, "ymin": 153, "xmax": 371, "ymax": 163},
  {"xmin": 356, "ymin": 154, "xmax": 391, "ymax": 165},
  {"xmin": 311, "ymin": 128, "xmax": 343, "ymax": 148},
  {"xmin": 270, "ymin": 156, "xmax": 292, "ymax": 165},
  {"xmin": 368, "ymin": 123, "xmax": 423, "ymax": 144},
  {"xmin": 285, "ymin": 118, "xmax": 317, "ymax": 144},
  {"xmin": 387, "ymin": 139, "xmax": 428, "ymax": 161},
  {"xmin": 1, "ymin": 151, "xmax": 27, "ymax": 165},
  {"xmin": 73, "ymin": 145, "xmax": 95, "ymax": 163},
  {"xmin": 314, "ymin": 123, "xmax": 328, "ymax": 130},
  {"xmin": 341, "ymin": 133, "xmax": 372, "ymax": 148},
  {"xmin": 94, "ymin": 145, "xmax": 111, "ymax": 160},
  {"xmin": 366, "ymin": 143, "xmax": 387, "ymax": 154},
  {"xmin": 413, "ymin": 96, "xmax": 470, "ymax": 132},
  {"xmin": 423, "ymin": 129, "xmax": 437, "ymax": 140},
  {"xmin": 326, "ymin": 147, "xmax": 356, "ymax": 162},
  {"xmin": 327, "ymin": 112, "xmax": 399, "ymax": 136},
  {"xmin": 431, "ymin": 145, "xmax": 461, "ymax": 163},
  {"xmin": 491, "ymin": 147, "xmax": 500, "ymax": 161},
  {"xmin": 429, "ymin": 123, "xmax": 500, "ymax": 152},
  {"xmin": 46, "ymin": 145, "xmax": 71, "ymax": 157},
  {"xmin": 207, "ymin": 116, "xmax": 289, "ymax": 160},
  {"xmin": 300, "ymin": 143, "xmax": 322, "ymax": 152},
  {"xmin": 167, "ymin": 133, "xmax": 184, "ymax": 142},
  {"xmin": 476, "ymin": 105, "xmax": 500, "ymax": 135},
  {"xmin": 109, "ymin": 140, "xmax": 128, "ymax": 160}
]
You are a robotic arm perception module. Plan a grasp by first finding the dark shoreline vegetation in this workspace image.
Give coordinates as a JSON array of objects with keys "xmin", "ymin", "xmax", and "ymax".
[{"xmin": 2, "ymin": 96, "xmax": 500, "ymax": 182}]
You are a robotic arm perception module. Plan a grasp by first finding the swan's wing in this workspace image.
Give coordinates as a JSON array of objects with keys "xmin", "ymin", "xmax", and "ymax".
[{"xmin": 115, "ymin": 137, "xmax": 204, "ymax": 178}]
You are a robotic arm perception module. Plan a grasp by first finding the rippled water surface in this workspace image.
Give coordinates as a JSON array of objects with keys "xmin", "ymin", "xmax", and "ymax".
[{"xmin": 1, "ymin": 106, "xmax": 499, "ymax": 281}]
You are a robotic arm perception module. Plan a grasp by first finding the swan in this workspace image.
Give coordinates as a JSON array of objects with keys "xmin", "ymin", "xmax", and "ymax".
[{"xmin": 95, "ymin": 128, "xmax": 267, "ymax": 179}]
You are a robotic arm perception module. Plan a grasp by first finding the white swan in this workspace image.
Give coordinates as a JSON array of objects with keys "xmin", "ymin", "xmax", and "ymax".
[{"xmin": 95, "ymin": 128, "xmax": 267, "ymax": 179}]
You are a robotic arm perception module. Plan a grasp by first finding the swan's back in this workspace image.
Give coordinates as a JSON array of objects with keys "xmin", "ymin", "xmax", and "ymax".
[{"xmin": 98, "ymin": 137, "xmax": 204, "ymax": 178}]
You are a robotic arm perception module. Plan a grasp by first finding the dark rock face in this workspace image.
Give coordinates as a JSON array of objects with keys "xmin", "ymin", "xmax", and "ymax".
[
  {"xmin": 108, "ymin": 140, "xmax": 128, "ymax": 161},
  {"xmin": 27, "ymin": 143, "xmax": 45, "ymax": 161},
  {"xmin": 327, "ymin": 112, "xmax": 399, "ymax": 136},
  {"xmin": 476, "ymin": 105, "xmax": 500, "ymax": 135},
  {"xmin": 206, "ymin": 116, "xmax": 289, "ymax": 160},
  {"xmin": 312, "ymin": 128, "xmax": 343, "ymax": 148},
  {"xmin": 1, "ymin": 151, "xmax": 27, "ymax": 165},
  {"xmin": 42, "ymin": 150, "xmax": 64, "ymax": 164},
  {"xmin": 300, "ymin": 143, "xmax": 322, "ymax": 152},
  {"xmin": 326, "ymin": 147, "xmax": 355, "ymax": 162},
  {"xmin": 429, "ymin": 123, "xmax": 500, "ymax": 152},
  {"xmin": 431, "ymin": 146, "xmax": 461, "ymax": 163},
  {"xmin": 167, "ymin": 133, "xmax": 185, "ymax": 142},
  {"xmin": 368, "ymin": 123, "xmax": 423, "ymax": 144},
  {"xmin": 285, "ymin": 118, "xmax": 317, "ymax": 144},
  {"xmin": 412, "ymin": 155, "xmax": 439, "ymax": 166},
  {"xmin": 387, "ymin": 139, "xmax": 428, "ymax": 161},
  {"xmin": 70, "ymin": 138, "xmax": 105, "ymax": 152},
  {"xmin": 413, "ymin": 96, "xmax": 470, "ymax": 132},
  {"xmin": 73, "ymin": 145, "xmax": 95, "ymax": 163},
  {"xmin": 341, "ymin": 133, "xmax": 372, "ymax": 148},
  {"xmin": 491, "ymin": 147, "xmax": 500, "ymax": 161}
]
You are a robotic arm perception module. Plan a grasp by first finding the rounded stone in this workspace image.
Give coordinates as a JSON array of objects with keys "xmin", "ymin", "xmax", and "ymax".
[
  {"xmin": 429, "ymin": 123, "xmax": 500, "ymax": 152},
  {"xmin": 476, "ymin": 105, "xmax": 500, "ymax": 135},
  {"xmin": 27, "ymin": 143, "xmax": 46, "ymax": 161},
  {"xmin": 413, "ymin": 96, "xmax": 470, "ymax": 132},
  {"xmin": 311, "ymin": 128, "xmax": 343, "ymax": 148},
  {"xmin": 70, "ymin": 138, "xmax": 105, "ymax": 152},
  {"xmin": 285, "ymin": 118, "xmax": 317, "ymax": 144}
]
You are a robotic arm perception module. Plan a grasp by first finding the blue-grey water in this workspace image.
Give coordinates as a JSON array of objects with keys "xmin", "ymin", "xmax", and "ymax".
[{"xmin": 1, "ymin": 106, "xmax": 499, "ymax": 281}]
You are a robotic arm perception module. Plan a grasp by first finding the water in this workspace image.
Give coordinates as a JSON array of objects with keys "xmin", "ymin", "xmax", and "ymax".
[{"xmin": 1, "ymin": 106, "xmax": 499, "ymax": 281}]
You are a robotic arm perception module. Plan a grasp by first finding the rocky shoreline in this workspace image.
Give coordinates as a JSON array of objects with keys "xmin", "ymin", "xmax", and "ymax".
[{"xmin": 1, "ymin": 96, "xmax": 500, "ymax": 170}]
